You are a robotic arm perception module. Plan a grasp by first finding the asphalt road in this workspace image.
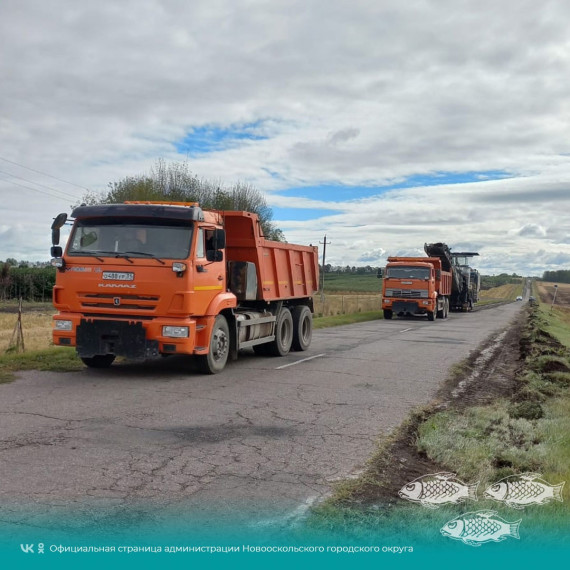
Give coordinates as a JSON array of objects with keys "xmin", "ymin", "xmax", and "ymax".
[{"xmin": 0, "ymin": 301, "xmax": 525, "ymax": 537}]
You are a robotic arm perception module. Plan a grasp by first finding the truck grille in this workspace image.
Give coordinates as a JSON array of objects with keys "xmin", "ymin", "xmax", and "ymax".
[
  {"xmin": 385, "ymin": 289, "xmax": 428, "ymax": 298},
  {"xmin": 79, "ymin": 293, "xmax": 159, "ymax": 311}
]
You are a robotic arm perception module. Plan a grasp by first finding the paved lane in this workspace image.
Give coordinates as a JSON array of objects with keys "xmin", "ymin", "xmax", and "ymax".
[{"xmin": 0, "ymin": 301, "xmax": 523, "ymax": 534}]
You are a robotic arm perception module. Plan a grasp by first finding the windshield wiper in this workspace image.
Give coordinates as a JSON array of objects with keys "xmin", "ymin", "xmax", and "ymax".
[
  {"xmin": 124, "ymin": 251, "xmax": 166, "ymax": 265},
  {"xmin": 87, "ymin": 250, "xmax": 134, "ymax": 263}
]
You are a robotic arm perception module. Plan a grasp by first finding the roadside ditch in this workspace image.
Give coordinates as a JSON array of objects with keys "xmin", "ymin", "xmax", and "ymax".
[{"xmin": 307, "ymin": 304, "xmax": 570, "ymax": 535}]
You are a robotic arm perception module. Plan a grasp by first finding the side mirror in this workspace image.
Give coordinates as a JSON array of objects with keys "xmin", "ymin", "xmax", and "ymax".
[
  {"xmin": 436, "ymin": 269, "xmax": 441, "ymax": 280},
  {"xmin": 51, "ymin": 246, "xmax": 63, "ymax": 258},
  {"xmin": 51, "ymin": 213, "xmax": 68, "ymax": 245},
  {"xmin": 377, "ymin": 268, "xmax": 383, "ymax": 278}
]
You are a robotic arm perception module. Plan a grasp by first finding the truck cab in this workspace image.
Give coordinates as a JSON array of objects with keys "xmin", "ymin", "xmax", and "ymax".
[{"xmin": 381, "ymin": 257, "xmax": 451, "ymax": 321}]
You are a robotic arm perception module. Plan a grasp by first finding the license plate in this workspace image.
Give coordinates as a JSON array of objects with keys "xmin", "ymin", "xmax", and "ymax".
[{"xmin": 102, "ymin": 272, "xmax": 134, "ymax": 281}]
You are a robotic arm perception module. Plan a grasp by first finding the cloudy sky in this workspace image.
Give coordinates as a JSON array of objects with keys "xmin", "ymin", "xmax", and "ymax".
[{"xmin": 1, "ymin": 0, "xmax": 570, "ymax": 275}]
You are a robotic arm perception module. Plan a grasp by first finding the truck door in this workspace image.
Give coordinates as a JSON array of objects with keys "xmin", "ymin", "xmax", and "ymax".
[{"xmin": 192, "ymin": 227, "xmax": 226, "ymax": 314}]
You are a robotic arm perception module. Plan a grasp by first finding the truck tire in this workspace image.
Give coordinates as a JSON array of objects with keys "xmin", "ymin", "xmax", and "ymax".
[
  {"xmin": 437, "ymin": 301, "xmax": 445, "ymax": 319},
  {"xmin": 427, "ymin": 310, "xmax": 436, "ymax": 321},
  {"xmin": 266, "ymin": 307, "xmax": 293, "ymax": 356},
  {"xmin": 197, "ymin": 315, "xmax": 230, "ymax": 374},
  {"xmin": 81, "ymin": 354, "xmax": 115, "ymax": 368},
  {"xmin": 445, "ymin": 298, "xmax": 450, "ymax": 318},
  {"xmin": 291, "ymin": 305, "xmax": 312, "ymax": 351},
  {"xmin": 383, "ymin": 309, "xmax": 393, "ymax": 320}
]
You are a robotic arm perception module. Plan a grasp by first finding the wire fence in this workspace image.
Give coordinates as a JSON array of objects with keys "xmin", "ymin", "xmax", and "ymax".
[{"xmin": 313, "ymin": 294, "xmax": 381, "ymax": 317}]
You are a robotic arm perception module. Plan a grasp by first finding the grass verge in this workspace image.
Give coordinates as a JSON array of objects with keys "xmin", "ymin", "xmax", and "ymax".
[
  {"xmin": 307, "ymin": 301, "xmax": 570, "ymax": 544},
  {"xmin": 313, "ymin": 311, "xmax": 383, "ymax": 329},
  {"xmin": 0, "ymin": 347, "xmax": 83, "ymax": 383}
]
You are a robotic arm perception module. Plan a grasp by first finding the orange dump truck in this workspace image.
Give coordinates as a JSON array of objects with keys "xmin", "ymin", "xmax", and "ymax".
[
  {"xmin": 381, "ymin": 256, "xmax": 452, "ymax": 321},
  {"xmin": 50, "ymin": 202, "xmax": 319, "ymax": 373}
]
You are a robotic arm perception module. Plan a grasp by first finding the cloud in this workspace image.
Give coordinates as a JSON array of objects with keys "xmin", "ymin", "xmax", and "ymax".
[
  {"xmin": 1, "ymin": 1, "xmax": 570, "ymax": 275},
  {"xmin": 327, "ymin": 128, "xmax": 360, "ymax": 146},
  {"xmin": 515, "ymin": 224, "xmax": 547, "ymax": 238},
  {"xmin": 357, "ymin": 248, "xmax": 386, "ymax": 263}
]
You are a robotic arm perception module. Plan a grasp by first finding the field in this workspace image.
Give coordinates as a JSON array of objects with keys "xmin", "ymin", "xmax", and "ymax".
[
  {"xmin": 0, "ymin": 305, "xmax": 54, "ymax": 353},
  {"xmin": 321, "ymin": 273, "xmax": 381, "ymax": 293},
  {"xmin": 478, "ymin": 282, "xmax": 522, "ymax": 303},
  {"xmin": 536, "ymin": 281, "xmax": 570, "ymax": 347},
  {"xmin": 536, "ymin": 280, "xmax": 570, "ymax": 306}
]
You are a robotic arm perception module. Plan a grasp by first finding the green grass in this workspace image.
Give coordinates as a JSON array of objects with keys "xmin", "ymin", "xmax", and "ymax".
[
  {"xmin": 321, "ymin": 273, "xmax": 381, "ymax": 293},
  {"xmin": 417, "ymin": 304, "xmax": 570, "ymax": 494},
  {"xmin": 313, "ymin": 311, "xmax": 383, "ymax": 329},
  {"xmin": 0, "ymin": 347, "xmax": 83, "ymax": 383},
  {"xmin": 542, "ymin": 307, "xmax": 570, "ymax": 348},
  {"xmin": 307, "ymin": 298, "xmax": 570, "ymax": 539}
]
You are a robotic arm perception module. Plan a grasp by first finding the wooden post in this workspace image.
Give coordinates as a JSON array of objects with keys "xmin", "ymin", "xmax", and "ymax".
[
  {"xmin": 9, "ymin": 297, "xmax": 25, "ymax": 353},
  {"xmin": 551, "ymin": 284, "xmax": 558, "ymax": 312}
]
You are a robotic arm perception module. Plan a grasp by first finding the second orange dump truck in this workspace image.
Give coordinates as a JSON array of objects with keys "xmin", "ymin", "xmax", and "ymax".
[
  {"xmin": 50, "ymin": 202, "xmax": 319, "ymax": 373},
  {"xmin": 381, "ymin": 255, "xmax": 452, "ymax": 321}
]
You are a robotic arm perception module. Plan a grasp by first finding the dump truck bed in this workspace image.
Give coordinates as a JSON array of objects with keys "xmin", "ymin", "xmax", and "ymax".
[{"xmin": 222, "ymin": 211, "xmax": 319, "ymax": 302}]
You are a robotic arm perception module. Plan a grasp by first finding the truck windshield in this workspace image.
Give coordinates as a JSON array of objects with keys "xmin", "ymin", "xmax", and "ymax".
[
  {"xmin": 67, "ymin": 218, "xmax": 193, "ymax": 260},
  {"xmin": 386, "ymin": 266, "xmax": 430, "ymax": 280}
]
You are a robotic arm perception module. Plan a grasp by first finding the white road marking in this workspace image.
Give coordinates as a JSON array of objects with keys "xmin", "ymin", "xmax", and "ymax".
[
  {"xmin": 399, "ymin": 327, "xmax": 414, "ymax": 332},
  {"xmin": 275, "ymin": 353, "xmax": 327, "ymax": 370}
]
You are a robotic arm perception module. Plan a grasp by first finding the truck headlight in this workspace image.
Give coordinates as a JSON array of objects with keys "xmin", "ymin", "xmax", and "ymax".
[
  {"xmin": 54, "ymin": 320, "xmax": 73, "ymax": 331},
  {"xmin": 422, "ymin": 301, "xmax": 430, "ymax": 305},
  {"xmin": 172, "ymin": 262, "xmax": 187, "ymax": 273},
  {"xmin": 162, "ymin": 326, "xmax": 189, "ymax": 338}
]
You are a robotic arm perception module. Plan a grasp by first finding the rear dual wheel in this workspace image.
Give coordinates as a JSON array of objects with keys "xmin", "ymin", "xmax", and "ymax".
[
  {"xmin": 266, "ymin": 307, "xmax": 294, "ymax": 356},
  {"xmin": 291, "ymin": 305, "xmax": 312, "ymax": 351}
]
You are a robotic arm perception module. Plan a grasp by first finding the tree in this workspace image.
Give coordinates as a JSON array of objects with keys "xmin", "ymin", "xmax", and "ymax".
[
  {"xmin": 79, "ymin": 159, "xmax": 285, "ymax": 241},
  {"xmin": 0, "ymin": 261, "xmax": 11, "ymax": 301}
]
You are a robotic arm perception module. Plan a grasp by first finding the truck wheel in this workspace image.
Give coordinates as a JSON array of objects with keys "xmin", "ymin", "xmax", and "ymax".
[
  {"xmin": 81, "ymin": 354, "xmax": 115, "ymax": 368},
  {"xmin": 427, "ymin": 311, "xmax": 436, "ymax": 321},
  {"xmin": 252, "ymin": 343, "xmax": 270, "ymax": 356},
  {"xmin": 197, "ymin": 315, "xmax": 230, "ymax": 374},
  {"xmin": 383, "ymin": 309, "xmax": 393, "ymax": 320},
  {"xmin": 291, "ymin": 305, "xmax": 312, "ymax": 351},
  {"xmin": 267, "ymin": 307, "xmax": 293, "ymax": 356},
  {"xmin": 437, "ymin": 302, "xmax": 445, "ymax": 319}
]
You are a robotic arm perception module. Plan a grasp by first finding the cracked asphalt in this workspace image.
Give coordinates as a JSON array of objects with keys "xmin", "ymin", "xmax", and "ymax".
[{"xmin": 0, "ymin": 302, "xmax": 524, "ymax": 536}]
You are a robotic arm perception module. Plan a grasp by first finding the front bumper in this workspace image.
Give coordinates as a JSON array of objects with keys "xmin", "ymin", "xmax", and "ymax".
[
  {"xmin": 53, "ymin": 313, "xmax": 198, "ymax": 358},
  {"xmin": 382, "ymin": 298, "xmax": 435, "ymax": 315}
]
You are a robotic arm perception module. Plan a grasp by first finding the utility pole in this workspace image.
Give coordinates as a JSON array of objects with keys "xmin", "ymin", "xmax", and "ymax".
[
  {"xmin": 319, "ymin": 235, "xmax": 331, "ymax": 303},
  {"xmin": 551, "ymin": 284, "xmax": 558, "ymax": 311}
]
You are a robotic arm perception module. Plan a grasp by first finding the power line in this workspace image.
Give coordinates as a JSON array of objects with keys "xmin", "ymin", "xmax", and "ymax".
[
  {"xmin": 0, "ymin": 155, "xmax": 91, "ymax": 192},
  {"xmin": 0, "ymin": 174, "xmax": 73, "ymax": 204},
  {"xmin": 0, "ymin": 168, "xmax": 79, "ymax": 201}
]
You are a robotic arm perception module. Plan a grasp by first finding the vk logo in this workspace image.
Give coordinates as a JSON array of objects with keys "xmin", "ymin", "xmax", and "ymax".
[{"xmin": 20, "ymin": 544, "xmax": 34, "ymax": 553}]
